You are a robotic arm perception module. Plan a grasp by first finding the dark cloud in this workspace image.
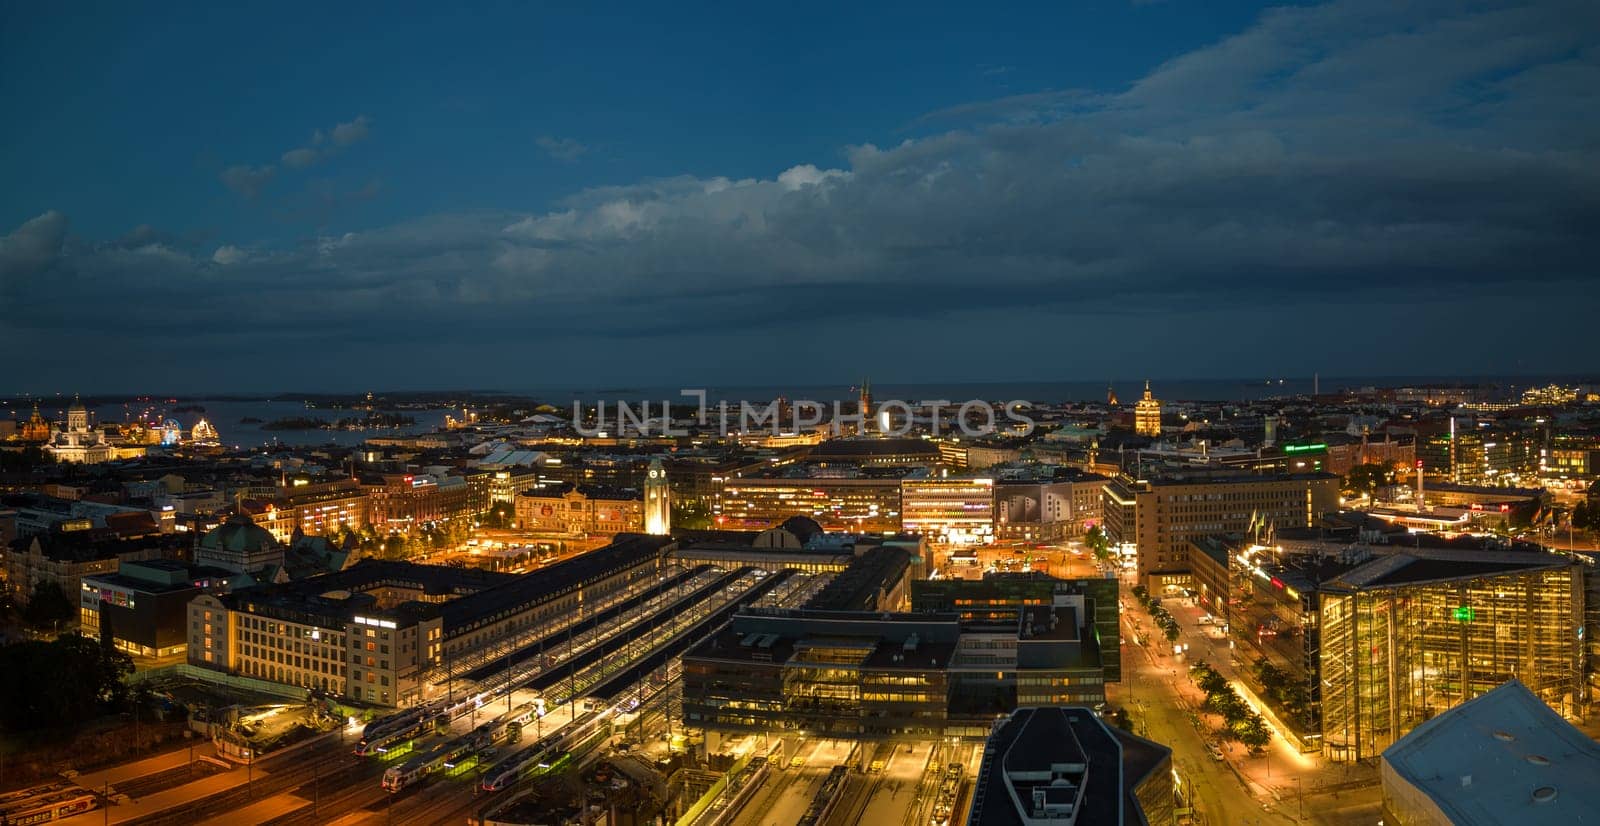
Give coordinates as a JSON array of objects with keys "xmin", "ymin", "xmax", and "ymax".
[{"xmin": 5, "ymin": 0, "xmax": 1599, "ymax": 388}]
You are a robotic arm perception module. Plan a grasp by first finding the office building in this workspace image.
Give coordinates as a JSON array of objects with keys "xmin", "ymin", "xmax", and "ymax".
[
  {"xmin": 968, "ymin": 706, "xmax": 1174, "ymax": 826},
  {"xmin": 1189, "ymin": 532, "xmax": 1586, "ymax": 761},
  {"xmin": 901, "ymin": 477, "xmax": 995, "ymax": 544},
  {"xmin": 1104, "ymin": 471, "xmax": 1339, "ymax": 590},
  {"xmin": 79, "ymin": 559, "xmax": 238, "ymax": 659},
  {"xmin": 1381, "ymin": 679, "xmax": 1600, "ymax": 826},
  {"xmin": 719, "ymin": 471, "xmax": 907, "ymax": 533},
  {"xmin": 993, "ymin": 473, "xmax": 1107, "ymax": 542},
  {"xmin": 189, "ymin": 533, "xmax": 672, "ymax": 705}
]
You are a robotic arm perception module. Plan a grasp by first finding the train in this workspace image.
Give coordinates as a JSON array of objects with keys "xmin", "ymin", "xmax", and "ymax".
[
  {"xmin": 480, "ymin": 710, "xmax": 604, "ymax": 792},
  {"xmin": 0, "ymin": 785, "xmax": 99, "ymax": 826},
  {"xmin": 354, "ymin": 712, "xmax": 445, "ymax": 757},
  {"xmin": 381, "ymin": 737, "xmax": 477, "ymax": 792}
]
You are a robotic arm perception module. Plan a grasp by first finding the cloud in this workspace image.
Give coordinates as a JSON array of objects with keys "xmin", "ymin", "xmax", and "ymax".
[
  {"xmin": 331, "ymin": 115, "xmax": 372, "ymax": 147},
  {"xmin": 212, "ymin": 245, "xmax": 248, "ymax": 265},
  {"xmin": 230, "ymin": 116, "xmax": 373, "ymax": 189},
  {"xmin": 219, "ymin": 164, "xmax": 276, "ymax": 199},
  {"xmin": 0, "ymin": 210, "xmax": 68, "ymax": 278},
  {"xmin": 7, "ymin": 0, "xmax": 1599, "ymax": 384},
  {"xmin": 281, "ymin": 147, "xmax": 322, "ymax": 169},
  {"xmin": 536, "ymin": 136, "xmax": 587, "ymax": 161}
]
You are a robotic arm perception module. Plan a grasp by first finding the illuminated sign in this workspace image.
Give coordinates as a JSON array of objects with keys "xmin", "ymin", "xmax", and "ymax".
[
  {"xmin": 1282, "ymin": 444, "xmax": 1326, "ymax": 454},
  {"xmin": 1453, "ymin": 606, "xmax": 1476, "ymax": 622},
  {"xmin": 354, "ymin": 616, "xmax": 398, "ymax": 629}
]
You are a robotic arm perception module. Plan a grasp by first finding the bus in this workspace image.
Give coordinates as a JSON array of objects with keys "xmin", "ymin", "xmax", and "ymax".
[{"xmin": 949, "ymin": 549, "xmax": 979, "ymax": 566}]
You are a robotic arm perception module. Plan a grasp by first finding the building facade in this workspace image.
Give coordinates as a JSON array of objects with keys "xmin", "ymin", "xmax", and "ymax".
[
  {"xmin": 514, "ymin": 483, "xmax": 644, "ymax": 535},
  {"xmin": 1103, "ymin": 472, "xmax": 1340, "ymax": 590},
  {"xmin": 901, "ymin": 478, "xmax": 995, "ymax": 544}
]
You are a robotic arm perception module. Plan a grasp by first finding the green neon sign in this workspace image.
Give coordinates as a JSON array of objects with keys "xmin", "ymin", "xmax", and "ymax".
[
  {"xmin": 1283, "ymin": 444, "xmax": 1327, "ymax": 454},
  {"xmin": 1453, "ymin": 606, "xmax": 1476, "ymax": 622}
]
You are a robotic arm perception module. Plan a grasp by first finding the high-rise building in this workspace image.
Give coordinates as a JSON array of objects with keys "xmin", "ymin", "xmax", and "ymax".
[{"xmin": 1134, "ymin": 380, "xmax": 1162, "ymax": 437}]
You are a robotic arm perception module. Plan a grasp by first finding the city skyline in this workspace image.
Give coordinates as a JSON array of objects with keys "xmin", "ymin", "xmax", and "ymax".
[{"xmin": 4, "ymin": 0, "xmax": 1598, "ymax": 390}]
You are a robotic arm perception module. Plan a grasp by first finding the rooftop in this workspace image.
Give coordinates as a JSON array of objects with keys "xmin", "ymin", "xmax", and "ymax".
[
  {"xmin": 1382, "ymin": 679, "xmax": 1600, "ymax": 825},
  {"xmin": 971, "ymin": 707, "xmax": 1171, "ymax": 826}
]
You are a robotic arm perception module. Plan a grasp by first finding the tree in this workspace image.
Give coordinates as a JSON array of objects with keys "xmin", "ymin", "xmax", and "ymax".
[
  {"xmin": 0, "ymin": 634, "xmax": 133, "ymax": 732},
  {"xmin": 1342, "ymin": 462, "xmax": 1394, "ymax": 497},
  {"xmin": 1086, "ymin": 525, "xmax": 1113, "ymax": 564},
  {"xmin": 481, "ymin": 502, "xmax": 514, "ymax": 530},
  {"xmin": 22, "ymin": 580, "xmax": 76, "ymax": 631},
  {"xmin": 1233, "ymin": 713, "xmax": 1271, "ymax": 751},
  {"xmin": 1163, "ymin": 623, "xmax": 1180, "ymax": 643}
]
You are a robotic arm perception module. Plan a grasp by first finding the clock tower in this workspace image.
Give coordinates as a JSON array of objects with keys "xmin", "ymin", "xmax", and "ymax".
[{"xmin": 644, "ymin": 457, "xmax": 671, "ymax": 535}]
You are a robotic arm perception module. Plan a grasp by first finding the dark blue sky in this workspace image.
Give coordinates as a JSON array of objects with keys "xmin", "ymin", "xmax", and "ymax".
[{"xmin": 2, "ymin": 0, "xmax": 1597, "ymax": 393}]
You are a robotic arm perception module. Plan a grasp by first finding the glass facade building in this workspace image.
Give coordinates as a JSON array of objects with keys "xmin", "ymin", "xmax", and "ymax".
[{"xmin": 1318, "ymin": 554, "xmax": 1584, "ymax": 761}]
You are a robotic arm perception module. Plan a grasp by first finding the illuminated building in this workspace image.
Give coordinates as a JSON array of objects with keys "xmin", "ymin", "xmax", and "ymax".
[
  {"xmin": 682, "ymin": 558, "xmax": 1116, "ymax": 745},
  {"xmin": 189, "ymin": 534, "xmax": 671, "ymax": 706},
  {"xmin": 969, "ymin": 707, "xmax": 1175, "ymax": 826},
  {"xmin": 190, "ymin": 418, "xmax": 219, "ymax": 444},
  {"xmin": 994, "ymin": 474, "xmax": 1108, "ymax": 541},
  {"xmin": 1103, "ymin": 471, "xmax": 1339, "ymax": 590},
  {"xmin": 1381, "ymin": 679, "xmax": 1600, "ymax": 826},
  {"xmin": 364, "ymin": 473, "xmax": 474, "ymax": 534},
  {"xmin": 1418, "ymin": 426, "xmax": 1539, "ymax": 486},
  {"xmin": 643, "ymin": 457, "xmax": 670, "ymax": 535},
  {"xmin": 718, "ymin": 472, "xmax": 906, "ymax": 532},
  {"xmin": 513, "ymin": 482, "xmax": 643, "ymax": 535},
  {"xmin": 16, "ymin": 403, "xmax": 50, "ymax": 442},
  {"xmin": 45, "ymin": 396, "xmax": 146, "ymax": 463},
  {"xmin": 79, "ymin": 559, "xmax": 237, "ymax": 659},
  {"xmin": 1190, "ymin": 533, "xmax": 1586, "ymax": 761},
  {"xmin": 4, "ymin": 529, "xmax": 184, "ymax": 618},
  {"xmin": 901, "ymin": 477, "xmax": 995, "ymax": 544},
  {"xmin": 807, "ymin": 437, "xmax": 941, "ymax": 467},
  {"xmin": 1319, "ymin": 549, "xmax": 1584, "ymax": 761},
  {"xmin": 1134, "ymin": 380, "xmax": 1162, "ymax": 437},
  {"xmin": 195, "ymin": 512, "xmax": 285, "ymax": 575}
]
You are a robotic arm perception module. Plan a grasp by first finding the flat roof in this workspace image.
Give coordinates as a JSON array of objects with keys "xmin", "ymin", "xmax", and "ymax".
[{"xmin": 1382, "ymin": 679, "xmax": 1600, "ymax": 825}]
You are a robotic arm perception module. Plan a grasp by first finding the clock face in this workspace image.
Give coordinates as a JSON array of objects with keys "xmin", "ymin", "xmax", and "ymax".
[{"xmin": 649, "ymin": 470, "xmax": 659, "ymax": 478}]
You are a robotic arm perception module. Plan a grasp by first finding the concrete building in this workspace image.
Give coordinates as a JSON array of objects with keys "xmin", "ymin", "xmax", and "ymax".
[
  {"xmin": 967, "ymin": 706, "xmax": 1174, "ymax": 826},
  {"xmin": 993, "ymin": 473, "xmax": 1107, "ymax": 542},
  {"xmin": 718, "ymin": 470, "xmax": 908, "ymax": 533},
  {"xmin": 79, "ymin": 559, "xmax": 238, "ymax": 659},
  {"xmin": 1381, "ymin": 679, "xmax": 1600, "ymax": 826},
  {"xmin": 1102, "ymin": 471, "xmax": 1339, "ymax": 590},
  {"xmin": 188, "ymin": 533, "xmax": 672, "ymax": 706}
]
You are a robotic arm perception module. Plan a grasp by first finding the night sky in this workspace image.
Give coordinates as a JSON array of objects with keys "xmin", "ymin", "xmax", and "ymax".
[{"xmin": 2, "ymin": 1, "xmax": 1596, "ymax": 393}]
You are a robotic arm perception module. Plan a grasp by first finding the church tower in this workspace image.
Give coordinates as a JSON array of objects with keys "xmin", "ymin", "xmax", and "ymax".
[{"xmin": 644, "ymin": 457, "xmax": 671, "ymax": 535}]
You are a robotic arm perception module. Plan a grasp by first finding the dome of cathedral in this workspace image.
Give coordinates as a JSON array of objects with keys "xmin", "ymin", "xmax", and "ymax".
[{"xmin": 199, "ymin": 512, "xmax": 280, "ymax": 555}]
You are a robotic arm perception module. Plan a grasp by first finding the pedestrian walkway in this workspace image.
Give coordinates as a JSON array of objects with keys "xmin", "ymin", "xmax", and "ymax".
[
  {"xmin": 55, "ymin": 761, "xmax": 264, "ymax": 825},
  {"xmin": 196, "ymin": 791, "xmax": 309, "ymax": 825},
  {"xmin": 72, "ymin": 740, "xmax": 215, "ymax": 790}
]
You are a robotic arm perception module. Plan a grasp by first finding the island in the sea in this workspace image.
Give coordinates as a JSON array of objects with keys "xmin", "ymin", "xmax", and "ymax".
[{"xmin": 260, "ymin": 413, "xmax": 416, "ymax": 431}]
